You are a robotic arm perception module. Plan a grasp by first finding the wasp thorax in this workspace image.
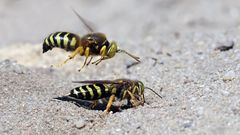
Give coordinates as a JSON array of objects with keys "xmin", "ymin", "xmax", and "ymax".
[
  {"xmin": 82, "ymin": 33, "xmax": 107, "ymax": 44},
  {"xmin": 107, "ymin": 41, "xmax": 118, "ymax": 58}
]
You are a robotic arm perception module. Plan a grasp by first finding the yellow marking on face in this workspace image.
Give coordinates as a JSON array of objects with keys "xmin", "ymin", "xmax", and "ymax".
[
  {"xmin": 63, "ymin": 33, "xmax": 70, "ymax": 49},
  {"xmin": 86, "ymin": 86, "xmax": 94, "ymax": 99},
  {"xmin": 50, "ymin": 34, "xmax": 55, "ymax": 46},
  {"xmin": 79, "ymin": 87, "xmax": 86, "ymax": 99},
  {"xmin": 94, "ymin": 84, "xmax": 102, "ymax": 98},
  {"xmin": 56, "ymin": 32, "xmax": 62, "ymax": 45},
  {"xmin": 70, "ymin": 37, "xmax": 77, "ymax": 47}
]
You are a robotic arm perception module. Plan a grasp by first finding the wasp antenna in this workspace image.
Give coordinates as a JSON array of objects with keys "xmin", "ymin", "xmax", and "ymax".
[
  {"xmin": 71, "ymin": 7, "xmax": 94, "ymax": 32},
  {"xmin": 145, "ymin": 87, "xmax": 162, "ymax": 99},
  {"xmin": 117, "ymin": 49, "xmax": 141, "ymax": 62}
]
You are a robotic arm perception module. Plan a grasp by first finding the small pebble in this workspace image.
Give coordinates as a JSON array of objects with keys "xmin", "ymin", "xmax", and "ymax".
[
  {"xmin": 223, "ymin": 70, "xmax": 235, "ymax": 82},
  {"xmin": 182, "ymin": 119, "xmax": 193, "ymax": 128},
  {"xmin": 74, "ymin": 120, "xmax": 86, "ymax": 129}
]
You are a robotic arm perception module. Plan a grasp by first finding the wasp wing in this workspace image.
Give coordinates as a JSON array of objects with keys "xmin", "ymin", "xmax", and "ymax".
[
  {"xmin": 72, "ymin": 80, "xmax": 120, "ymax": 84},
  {"xmin": 72, "ymin": 8, "xmax": 94, "ymax": 33}
]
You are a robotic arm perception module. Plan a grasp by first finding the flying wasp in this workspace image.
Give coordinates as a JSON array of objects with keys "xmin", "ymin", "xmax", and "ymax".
[
  {"xmin": 42, "ymin": 9, "xmax": 140, "ymax": 71},
  {"xmin": 67, "ymin": 79, "xmax": 162, "ymax": 113}
]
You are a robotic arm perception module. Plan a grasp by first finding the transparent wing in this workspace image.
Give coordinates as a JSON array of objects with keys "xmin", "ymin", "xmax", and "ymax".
[
  {"xmin": 72, "ymin": 8, "xmax": 94, "ymax": 32},
  {"xmin": 72, "ymin": 80, "xmax": 120, "ymax": 84}
]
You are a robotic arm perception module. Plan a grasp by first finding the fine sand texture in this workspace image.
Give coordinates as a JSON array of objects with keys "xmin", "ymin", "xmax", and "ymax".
[{"xmin": 1, "ymin": 0, "xmax": 240, "ymax": 135}]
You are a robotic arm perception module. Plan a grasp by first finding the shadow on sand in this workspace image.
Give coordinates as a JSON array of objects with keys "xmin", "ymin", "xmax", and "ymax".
[{"xmin": 54, "ymin": 96, "xmax": 133, "ymax": 113}]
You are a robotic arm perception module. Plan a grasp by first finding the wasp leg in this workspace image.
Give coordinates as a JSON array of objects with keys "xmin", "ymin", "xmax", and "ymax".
[
  {"xmin": 104, "ymin": 94, "xmax": 115, "ymax": 113},
  {"xmin": 91, "ymin": 57, "xmax": 104, "ymax": 65},
  {"xmin": 115, "ymin": 99, "xmax": 128, "ymax": 111},
  {"xmin": 78, "ymin": 47, "xmax": 90, "ymax": 72},
  {"xmin": 51, "ymin": 47, "xmax": 83, "ymax": 67},
  {"xmin": 92, "ymin": 46, "xmax": 107, "ymax": 65},
  {"xmin": 64, "ymin": 47, "xmax": 84, "ymax": 64},
  {"xmin": 127, "ymin": 91, "xmax": 138, "ymax": 107},
  {"xmin": 90, "ymin": 100, "xmax": 98, "ymax": 109},
  {"xmin": 127, "ymin": 91, "xmax": 142, "ymax": 107},
  {"xmin": 92, "ymin": 57, "xmax": 107, "ymax": 65},
  {"xmin": 86, "ymin": 56, "xmax": 93, "ymax": 66}
]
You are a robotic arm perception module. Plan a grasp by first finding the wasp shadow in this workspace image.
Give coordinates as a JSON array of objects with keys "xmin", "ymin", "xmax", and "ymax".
[{"xmin": 54, "ymin": 96, "xmax": 133, "ymax": 113}]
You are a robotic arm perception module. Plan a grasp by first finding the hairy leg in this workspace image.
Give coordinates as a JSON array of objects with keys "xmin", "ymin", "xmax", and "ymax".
[
  {"xmin": 92, "ymin": 46, "xmax": 107, "ymax": 65},
  {"xmin": 104, "ymin": 94, "xmax": 115, "ymax": 113},
  {"xmin": 52, "ymin": 46, "xmax": 84, "ymax": 67},
  {"xmin": 90, "ymin": 100, "xmax": 98, "ymax": 109},
  {"xmin": 127, "ymin": 91, "xmax": 143, "ymax": 107},
  {"xmin": 78, "ymin": 47, "xmax": 90, "ymax": 71},
  {"xmin": 86, "ymin": 56, "xmax": 93, "ymax": 66}
]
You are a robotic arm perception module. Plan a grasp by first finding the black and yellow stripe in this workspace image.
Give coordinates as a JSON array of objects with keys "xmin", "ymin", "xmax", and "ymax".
[
  {"xmin": 42, "ymin": 32, "xmax": 80, "ymax": 53},
  {"xmin": 69, "ymin": 84, "xmax": 111, "ymax": 100}
]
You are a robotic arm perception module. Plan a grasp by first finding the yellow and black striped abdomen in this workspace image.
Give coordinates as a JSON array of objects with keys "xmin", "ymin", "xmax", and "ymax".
[
  {"xmin": 69, "ymin": 84, "xmax": 111, "ymax": 100},
  {"xmin": 42, "ymin": 32, "xmax": 80, "ymax": 53}
]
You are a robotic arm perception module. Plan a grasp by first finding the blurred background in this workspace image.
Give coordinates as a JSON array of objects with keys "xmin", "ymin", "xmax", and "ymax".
[{"xmin": 0, "ymin": 0, "xmax": 240, "ymax": 46}]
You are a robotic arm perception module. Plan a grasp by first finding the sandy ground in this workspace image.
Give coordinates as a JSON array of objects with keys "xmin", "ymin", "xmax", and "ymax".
[{"xmin": 1, "ymin": 0, "xmax": 240, "ymax": 135}]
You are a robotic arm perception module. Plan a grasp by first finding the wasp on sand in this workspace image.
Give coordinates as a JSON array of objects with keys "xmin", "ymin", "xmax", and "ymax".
[{"xmin": 67, "ymin": 79, "xmax": 162, "ymax": 113}]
